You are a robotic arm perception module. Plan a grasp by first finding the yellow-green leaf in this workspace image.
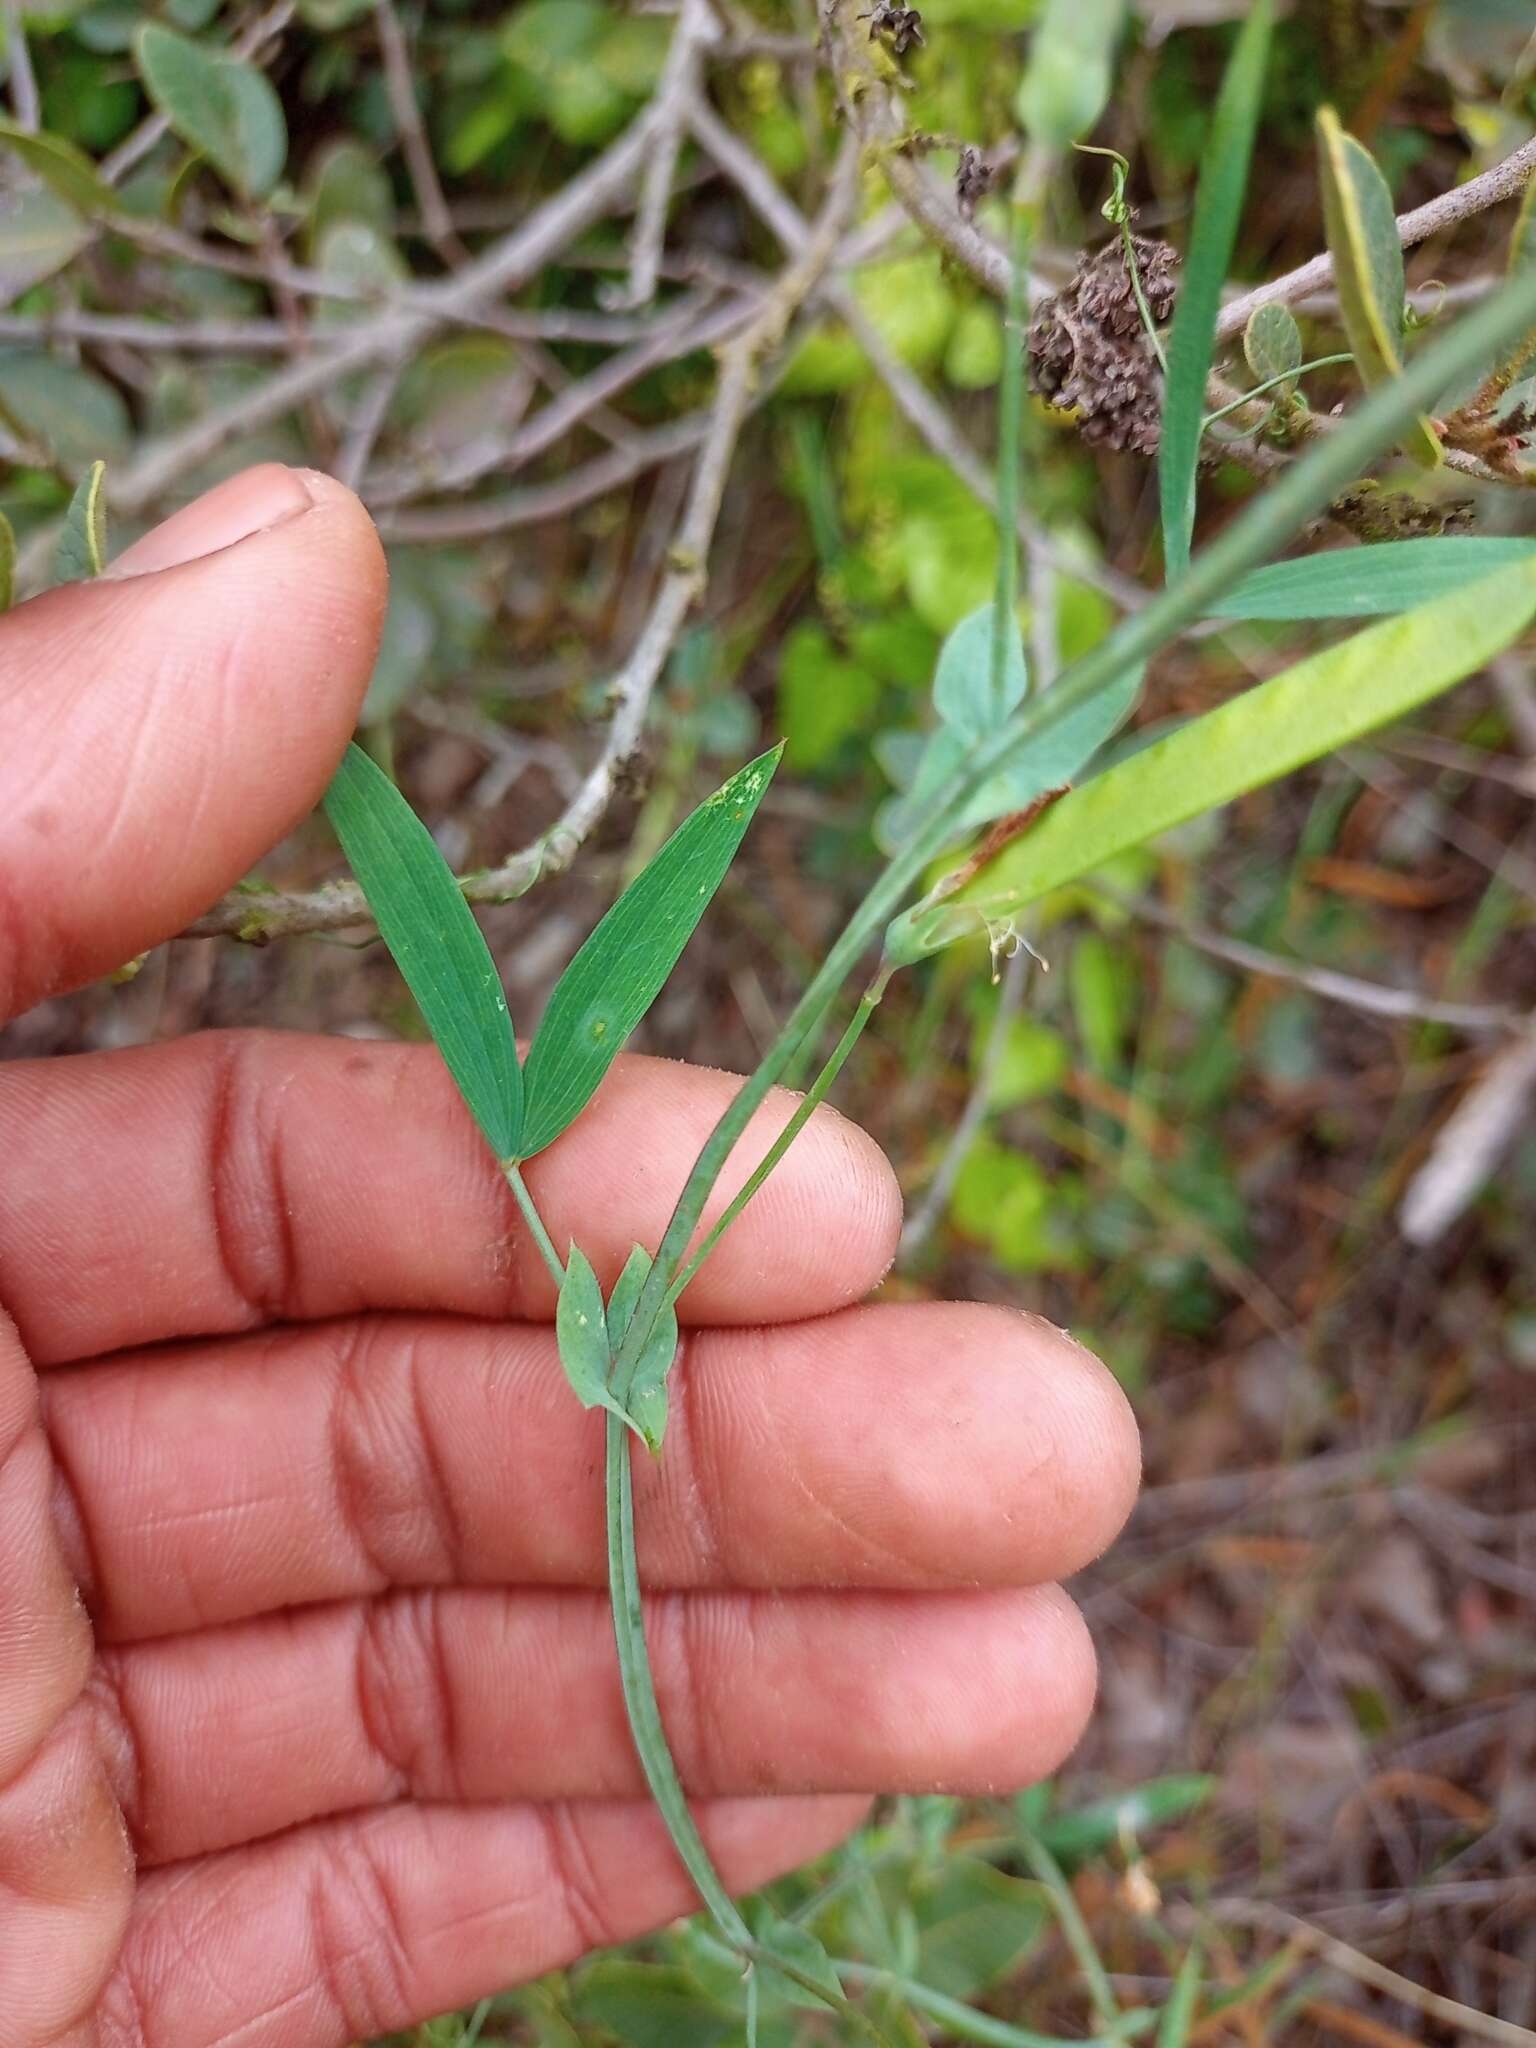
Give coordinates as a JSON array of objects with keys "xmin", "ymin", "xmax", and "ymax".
[
  {"xmin": 1315, "ymin": 108, "xmax": 1441, "ymax": 465},
  {"xmin": 0, "ymin": 509, "xmax": 14, "ymax": 612},
  {"xmin": 906, "ymin": 557, "xmax": 1536, "ymax": 952}
]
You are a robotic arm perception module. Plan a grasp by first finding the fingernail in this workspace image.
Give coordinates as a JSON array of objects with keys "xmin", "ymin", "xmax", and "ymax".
[{"xmin": 105, "ymin": 464, "xmax": 314, "ymax": 579}]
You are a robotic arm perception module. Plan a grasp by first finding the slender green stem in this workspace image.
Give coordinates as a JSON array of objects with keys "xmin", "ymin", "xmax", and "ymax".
[
  {"xmin": 603, "ymin": 1413, "xmax": 753, "ymax": 1943},
  {"xmin": 605, "ymin": 1420, "xmax": 888, "ymax": 2038},
  {"xmin": 990, "ymin": 208, "xmax": 1029, "ymax": 718},
  {"xmin": 662, "ymin": 969, "xmax": 891, "ymax": 1313},
  {"xmin": 824, "ymin": 1958, "xmax": 1151, "ymax": 2047},
  {"xmin": 503, "ymin": 1160, "xmax": 566, "ymax": 1286},
  {"xmin": 1201, "ymin": 352, "xmax": 1352, "ymax": 428},
  {"xmin": 1120, "ymin": 220, "xmax": 1168, "ymax": 375},
  {"xmin": 1019, "ymin": 1833, "xmax": 1122, "ymax": 2031}
]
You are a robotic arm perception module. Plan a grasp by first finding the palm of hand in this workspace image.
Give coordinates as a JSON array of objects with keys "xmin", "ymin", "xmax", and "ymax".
[{"xmin": 0, "ymin": 466, "xmax": 1137, "ymax": 2047}]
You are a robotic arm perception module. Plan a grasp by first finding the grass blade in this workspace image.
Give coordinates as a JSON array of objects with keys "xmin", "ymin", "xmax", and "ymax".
[
  {"xmin": 1158, "ymin": 0, "xmax": 1274, "ymax": 579},
  {"xmin": 1209, "ymin": 536, "xmax": 1536, "ymax": 618},
  {"xmin": 324, "ymin": 742, "xmax": 523, "ymax": 1159},
  {"xmin": 1155, "ymin": 1944, "xmax": 1204, "ymax": 2048},
  {"xmin": 519, "ymin": 745, "xmax": 781, "ymax": 1158}
]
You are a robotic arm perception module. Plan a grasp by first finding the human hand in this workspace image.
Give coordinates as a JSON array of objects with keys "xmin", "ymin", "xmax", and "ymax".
[{"xmin": 0, "ymin": 464, "xmax": 1140, "ymax": 2047}]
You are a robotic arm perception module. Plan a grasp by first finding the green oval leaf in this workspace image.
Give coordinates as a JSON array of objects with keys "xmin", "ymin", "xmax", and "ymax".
[
  {"xmin": 908, "ymin": 557, "xmax": 1536, "ymax": 952},
  {"xmin": 555, "ymin": 1243, "xmax": 625, "ymax": 1418},
  {"xmin": 53, "ymin": 461, "xmax": 108, "ymax": 584},
  {"xmin": 932, "ymin": 603, "xmax": 1028, "ymax": 742},
  {"xmin": 1242, "ymin": 302, "xmax": 1303, "ymax": 393},
  {"xmin": 878, "ymin": 659, "xmax": 1142, "ymax": 858},
  {"xmin": 323, "ymin": 743, "xmax": 523, "ymax": 1160},
  {"xmin": 135, "ymin": 24, "xmax": 288, "ymax": 201},
  {"xmin": 1209, "ymin": 536, "xmax": 1536, "ymax": 619},
  {"xmin": 0, "ymin": 120, "xmax": 119, "ymax": 216},
  {"xmin": 518, "ymin": 745, "xmax": 782, "ymax": 1159},
  {"xmin": 0, "ymin": 182, "xmax": 91, "ymax": 299},
  {"xmin": 1316, "ymin": 107, "xmax": 1441, "ymax": 466},
  {"xmin": 1158, "ymin": 0, "xmax": 1274, "ymax": 579}
]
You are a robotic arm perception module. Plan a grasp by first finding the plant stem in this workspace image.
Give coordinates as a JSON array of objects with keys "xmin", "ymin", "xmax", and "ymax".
[
  {"xmin": 1120, "ymin": 219, "xmax": 1168, "ymax": 375},
  {"xmin": 1019, "ymin": 1832, "xmax": 1122, "ymax": 2032},
  {"xmin": 603, "ymin": 1412, "xmax": 753, "ymax": 1943},
  {"xmin": 990, "ymin": 205, "xmax": 1030, "ymax": 720},
  {"xmin": 826, "ymin": 1959, "xmax": 1152, "ymax": 2048},
  {"xmin": 502, "ymin": 1160, "xmax": 566, "ymax": 1285},
  {"xmin": 1201, "ymin": 352, "xmax": 1352, "ymax": 427},
  {"xmin": 662, "ymin": 968, "xmax": 891, "ymax": 1312}
]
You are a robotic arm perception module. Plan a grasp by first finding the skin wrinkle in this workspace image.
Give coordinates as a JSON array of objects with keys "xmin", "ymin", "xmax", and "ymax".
[
  {"xmin": 307, "ymin": 1828, "xmax": 417, "ymax": 2042},
  {"xmin": 535, "ymin": 1802, "xmax": 624, "ymax": 1957}
]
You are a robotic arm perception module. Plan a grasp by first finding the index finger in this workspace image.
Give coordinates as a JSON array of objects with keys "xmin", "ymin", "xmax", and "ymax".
[{"xmin": 0, "ymin": 1033, "xmax": 902, "ymax": 1364}]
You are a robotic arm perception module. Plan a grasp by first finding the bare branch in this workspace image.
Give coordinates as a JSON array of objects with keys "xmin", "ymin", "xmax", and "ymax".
[
  {"xmin": 1112, "ymin": 888, "xmax": 1520, "ymax": 1034},
  {"xmin": 604, "ymin": 0, "xmax": 717, "ymax": 310},
  {"xmin": 375, "ymin": 416, "xmax": 709, "ymax": 540},
  {"xmin": 373, "ymin": 0, "xmax": 465, "ymax": 266},
  {"xmin": 4, "ymin": 0, "xmax": 40, "ymax": 132},
  {"xmin": 185, "ymin": 141, "xmax": 861, "ymax": 940},
  {"xmin": 335, "ymin": 361, "xmax": 406, "ymax": 494},
  {"xmin": 685, "ymin": 93, "xmax": 1144, "ymax": 608},
  {"xmin": 1216, "ymin": 134, "xmax": 1536, "ymax": 342},
  {"xmin": 1192, "ymin": 1900, "xmax": 1536, "ymax": 2048},
  {"xmin": 366, "ymin": 289, "xmax": 750, "ymax": 506}
]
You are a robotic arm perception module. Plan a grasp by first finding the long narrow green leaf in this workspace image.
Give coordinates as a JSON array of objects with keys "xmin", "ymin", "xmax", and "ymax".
[
  {"xmin": 1158, "ymin": 0, "xmax": 1273, "ymax": 579},
  {"xmin": 901, "ymin": 556, "xmax": 1536, "ymax": 953},
  {"xmin": 519, "ymin": 745, "xmax": 782, "ymax": 1159},
  {"xmin": 324, "ymin": 743, "xmax": 523, "ymax": 1159},
  {"xmin": 0, "ymin": 509, "xmax": 14, "ymax": 613},
  {"xmin": 1209, "ymin": 536, "xmax": 1536, "ymax": 619}
]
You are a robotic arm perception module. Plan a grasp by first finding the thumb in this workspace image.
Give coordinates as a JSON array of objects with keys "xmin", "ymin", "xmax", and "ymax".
[{"xmin": 0, "ymin": 464, "xmax": 388, "ymax": 1020}]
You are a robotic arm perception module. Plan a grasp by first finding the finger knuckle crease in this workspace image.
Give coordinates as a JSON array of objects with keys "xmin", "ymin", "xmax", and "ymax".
[
  {"xmin": 203, "ymin": 1036, "xmax": 297, "ymax": 1325},
  {"xmin": 538, "ymin": 1802, "xmax": 622, "ymax": 1954},
  {"xmin": 307, "ymin": 1829, "xmax": 416, "ymax": 2042},
  {"xmin": 351, "ymin": 1592, "xmax": 454, "ymax": 1802}
]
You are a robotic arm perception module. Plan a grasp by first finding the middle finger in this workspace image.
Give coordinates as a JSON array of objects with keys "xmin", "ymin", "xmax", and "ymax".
[{"xmin": 45, "ymin": 1302, "xmax": 1139, "ymax": 1642}]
